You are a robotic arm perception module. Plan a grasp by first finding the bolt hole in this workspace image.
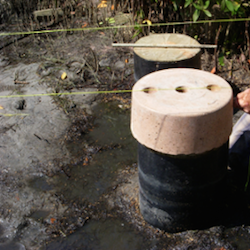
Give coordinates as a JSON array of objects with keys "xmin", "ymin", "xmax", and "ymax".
[
  {"xmin": 207, "ymin": 85, "xmax": 221, "ymax": 91},
  {"xmin": 143, "ymin": 87, "xmax": 157, "ymax": 94},
  {"xmin": 175, "ymin": 86, "xmax": 188, "ymax": 93}
]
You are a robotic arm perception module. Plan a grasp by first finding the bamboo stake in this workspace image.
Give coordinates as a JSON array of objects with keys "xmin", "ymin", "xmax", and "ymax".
[{"xmin": 112, "ymin": 43, "xmax": 217, "ymax": 49}]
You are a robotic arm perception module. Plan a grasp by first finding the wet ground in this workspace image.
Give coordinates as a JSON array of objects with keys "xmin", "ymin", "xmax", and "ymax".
[{"xmin": 1, "ymin": 16, "xmax": 250, "ymax": 249}]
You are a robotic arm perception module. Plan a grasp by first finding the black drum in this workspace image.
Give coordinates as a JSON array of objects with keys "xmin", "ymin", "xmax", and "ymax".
[
  {"xmin": 133, "ymin": 34, "xmax": 201, "ymax": 81},
  {"xmin": 138, "ymin": 142, "xmax": 228, "ymax": 232}
]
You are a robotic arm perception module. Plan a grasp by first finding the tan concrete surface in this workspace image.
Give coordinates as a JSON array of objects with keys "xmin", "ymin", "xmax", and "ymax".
[
  {"xmin": 131, "ymin": 68, "xmax": 233, "ymax": 155},
  {"xmin": 134, "ymin": 33, "xmax": 201, "ymax": 62}
]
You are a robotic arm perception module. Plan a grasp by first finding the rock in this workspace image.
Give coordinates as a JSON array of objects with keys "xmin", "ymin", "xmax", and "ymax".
[
  {"xmin": 114, "ymin": 12, "xmax": 133, "ymax": 25},
  {"xmin": 99, "ymin": 58, "xmax": 111, "ymax": 67},
  {"xmin": 114, "ymin": 60, "xmax": 125, "ymax": 70}
]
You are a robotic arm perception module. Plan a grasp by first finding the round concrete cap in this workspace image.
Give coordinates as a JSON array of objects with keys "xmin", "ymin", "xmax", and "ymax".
[
  {"xmin": 131, "ymin": 68, "xmax": 233, "ymax": 155},
  {"xmin": 134, "ymin": 33, "xmax": 200, "ymax": 62}
]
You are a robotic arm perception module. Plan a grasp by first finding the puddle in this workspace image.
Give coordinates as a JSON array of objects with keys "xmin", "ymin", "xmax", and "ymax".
[
  {"xmin": 53, "ymin": 148, "xmax": 135, "ymax": 204},
  {"xmin": 43, "ymin": 219, "xmax": 151, "ymax": 250},
  {"xmin": 87, "ymin": 101, "xmax": 135, "ymax": 145},
  {"xmin": 43, "ymin": 100, "xmax": 250, "ymax": 250},
  {"xmin": 55, "ymin": 101, "xmax": 137, "ymax": 204},
  {"xmin": 44, "ymin": 101, "xmax": 144, "ymax": 249},
  {"xmin": 28, "ymin": 176, "xmax": 53, "ymax": 191},
  {"xmin": 28, "ymin": 210, "xmax": 50, "ymax": 222},
  {"xmin": 66, "ymin": 101, "xmax": 137, "ymax": 158}
]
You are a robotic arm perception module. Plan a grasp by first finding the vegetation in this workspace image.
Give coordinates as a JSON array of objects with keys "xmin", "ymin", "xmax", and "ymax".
[{"xmin": 0, "ymin": 0, "xmax": 249, "ymax": 59}]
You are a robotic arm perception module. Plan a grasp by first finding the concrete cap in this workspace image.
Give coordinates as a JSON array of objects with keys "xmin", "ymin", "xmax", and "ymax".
[
  {"xmin": 134, "ymin": 34, "xmax": 200, "ymax": 62},
  {"xmin": 131, "ymin": 68, "xmax": 233, "ymax": 155}
]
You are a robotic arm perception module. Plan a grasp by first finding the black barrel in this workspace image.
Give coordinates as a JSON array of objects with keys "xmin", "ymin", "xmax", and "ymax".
[
  {"xmin": 131, "ymin": 69, "xmax": 233, "ymax": 232},
  {"xmin": 138, "ymin": 142, "xmax": 228, "ymax": 232},
  {"xmin": 133, "ymin": 34, "xmax": 201, "ymax": 81}
]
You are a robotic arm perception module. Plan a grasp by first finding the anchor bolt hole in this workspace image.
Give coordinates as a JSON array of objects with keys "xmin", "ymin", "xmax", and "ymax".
[{"xmin": 175, "ymin": 86, "xmax": 188, "ymax": 93}]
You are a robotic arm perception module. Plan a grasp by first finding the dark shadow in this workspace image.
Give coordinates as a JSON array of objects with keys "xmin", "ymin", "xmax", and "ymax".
[
  {"xmin": 227, "ymin": 80, "xmax": 241, "ymax": 115},
  {"xmin": 221, "ymin": 133, "xmax": 250, "ymax": 228},
  {"xmin": 220, "ymin": 173, "xmax": 250, "ymax": 228}
]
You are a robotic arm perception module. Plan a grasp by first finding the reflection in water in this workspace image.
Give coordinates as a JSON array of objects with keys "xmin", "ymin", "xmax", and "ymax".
[
  {"xmin": 44, "ymin": 219, "xmax": 148, "ymax": 250},
  {"xmin": 44, "ymin": 101, "xmax": 250, "ymax": 250},
  {"xmin": 54, "ymin": 149, "xmax": 135, "ymax": 203},
  {"xmin": 45, "ymin": 101, "xmax": 145, "ymax": 249},
  {"xmin": 54, "ymin": 101, "xmax": 137, "ymax": 203}
]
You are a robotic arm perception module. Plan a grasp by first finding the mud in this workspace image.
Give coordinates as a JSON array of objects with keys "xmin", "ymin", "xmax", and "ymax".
[{"xmin": 0, "ymin": 14, "xmax": 250, "ymax": 250}]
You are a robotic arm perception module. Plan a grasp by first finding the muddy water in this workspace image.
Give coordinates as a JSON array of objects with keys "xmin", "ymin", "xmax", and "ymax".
[
  {"xmin": 44, "ymin": 219, "xmax": 147, "ymax": 250},
  {"xmin": 56, "ymin": 101, "xmax": 137, "ymax": 204},
  {"xmin": 43, "ymin": 101, "xmax": 250, "ymax": 250},
  {"xmin": 44, "ymin": 101, "xmax": 150, "ymax": 249}
]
